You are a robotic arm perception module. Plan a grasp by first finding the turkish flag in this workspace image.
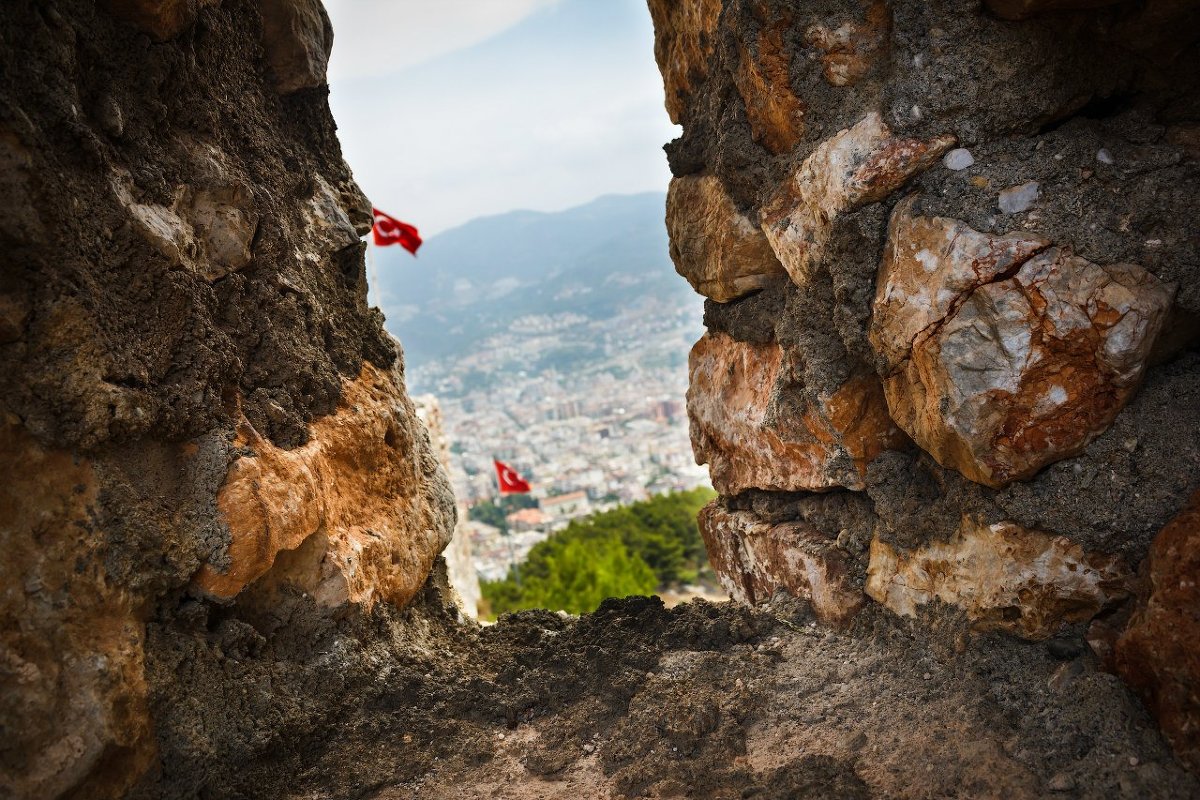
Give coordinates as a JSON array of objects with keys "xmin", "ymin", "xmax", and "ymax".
[
  {"xmin": 372, "ymin": 207, "xmax": 422, "ymax": 255},
  {"xmin": 494, "ymin": 459, "xmax": 531, "ymax": 494}
]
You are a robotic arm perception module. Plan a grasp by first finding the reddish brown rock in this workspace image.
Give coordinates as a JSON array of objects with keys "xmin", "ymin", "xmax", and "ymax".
[
  {"xmin": 192, "ymin": 362, "xmax": 455, "ymax": 608},
  {"xmin": 647, "ymin": 0, "xmax": 722, "ymax": 124},
  {"xmin": 872, "ymin": 200, "xmax": 1173, "ymax": 488},
  {"xmin": 666, "ymin": 175, "xmax": 786, "ymax": 302},
  {"xmin": 699, "ymin": 502, "xmax": 864, "ymax": 625},
  {"xmin": 761, "ymin": 113, "xmax": 954, "ymax": 287},
  {"xmin": 688, "ymin": 332, "xmax": 906, "ymax": 494},
  {"xmin": 0, "ymin": 418, "xmax": 153, "ymax": 800},
  {"xmin": 1116, "ymin": 489, "xmax": 1200, "ymax": 773},
  {"xmin": 866, "ymin": 517, "xmax": 1131, "ymax": 639},
  {"xmin": 733, "ymin": 6, "xmax": 805, "ymax": 154}
]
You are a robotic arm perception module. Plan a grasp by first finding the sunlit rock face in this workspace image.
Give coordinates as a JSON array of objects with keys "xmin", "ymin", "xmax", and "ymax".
[
  {"xmin": 646, "ymin": 0, "xmax": 722, "ymax": 124},
  {"xmin": 699, "ymin": 502, "xmax": 864, "ymax": 626},
  {"xmin": 666, "ymin": 175, "xmax": 786, "ymax": 303},
  {"xmin": 866, "ymin": 517, "xmax": 1131, "ymax": 640},
  {"xmin": 1117, "ymin": 490, "xmax": 1200, "ymax": 773},
  {"xmin": 872, "ymin": 198, "xmax": 1173, "ymax": 488},
  {"xmin": 193, "ymin": 362, "xmax": 455, "ymax": 609},
  {"xmin": 687, "ymin": 331, "xmax": 906, "ymax": 494}
]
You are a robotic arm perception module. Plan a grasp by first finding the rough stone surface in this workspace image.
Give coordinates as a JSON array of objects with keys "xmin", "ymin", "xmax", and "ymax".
[
  {"xmin": 193, "ymin": 362, "xmax": 455, "ymax": 609},
  {"xmin": 874, "ymin": 199, "xmax": 1173, "ymax": 487},
  {"xmin": 655, "ymin": 5, "xmax": 1200, "ymax": 779},
  {"xmin": 688, "ymin": 331, "xmax": 906, "ymax": 494},
  {"xmin": 0, "ymin": 1, "xmax": 453, "ymax": 796},
  {"xmin": 100, "ymin": 0, "xmax": 208, "ymax": 41},
  {"xmin": 699, "ymin": 502, "xmax": 864, "ymax": 625},
  {"xmin": 646, "ymin": 0, "xmax": 722, "ymax": 124},
  {"xmin": 760, "ymin": 112, "xmax": 955, "ymax": 287},
  {"xmin": 0, "ymin": 418, "xmax": 152, "ymax": 800},
  {"xmin": 666, "ymin": 174, "xmax": 786, "ymax": 302},
  {"xmin": 866, "ymin": 516, "xmax": 1132, "ymax": 640},
  {"xmin": 1117, "ymin": 489, "xmax": 1200, "ymax": 773},
  {"xmin": 732, "ymin": 2, "xmax": 805, "ymax": 154},
  {"xmin": 259, "ymin": 0, "xmax": 334, "ymax": 94}
]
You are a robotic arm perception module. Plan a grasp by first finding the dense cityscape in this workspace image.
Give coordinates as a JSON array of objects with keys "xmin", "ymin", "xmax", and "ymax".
[{"xmin": 409, "ymin": 296, "xmax": 712, "ymax": 582}]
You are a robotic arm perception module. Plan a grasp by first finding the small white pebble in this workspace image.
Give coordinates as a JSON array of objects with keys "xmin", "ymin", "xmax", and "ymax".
[
  {"xmin": 1129, "ymin": 756, "xmax": 1140, "ymax": 766},
  {"xmin": 910, "ymin": 105, "xmax": 923, "ymax": 121},
  {"xmin": 1097, "ymin": 148, "xmax": 1115, "ymax": 165},
  {"xmin": 1145, "ymin": 239, "xmax": 1163, "ymax": 248},
  {"xmin": 923, "ymin": 672, "xmax": 932, "ymax": 680},
  {"xmin": 943, "ymin": 148, "xmax": 974, "ymax": 170},
  {"xmin": 583, "ymin": 743, "xmax": 595, "ymax": 753},
  {"xmin": 497, "ymin": 733, "xmax": 505, "ymax": 740},
  {"xmin": 999, "ymin": 181, "xmax": 1040, "ymax": 214}
]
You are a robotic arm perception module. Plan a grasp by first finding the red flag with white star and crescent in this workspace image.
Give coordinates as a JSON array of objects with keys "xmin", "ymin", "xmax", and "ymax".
[
  {"xmin": 494, "ymin": 459, "xmax": 531, "ymax": 494},
  {"xmin": 371, "ymin": 207, "xmax": 422, "ymax": 255}
]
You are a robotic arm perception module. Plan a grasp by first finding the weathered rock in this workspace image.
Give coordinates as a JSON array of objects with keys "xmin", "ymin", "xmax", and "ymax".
[
  {"xmin": 688, "ymin": 331, "xmax": 906, "ymax": 494},
  {"xmin": 866, "ymin": 516, "xmax": 1131, "ymax": 639},
  {"xmin": 666, "ymin": 175, "xmax": 786, "ymax": 302},
  {"xmin": 1116, "ymin": 489, "xmax": 1200, "ymax": 773},
  {"xmin": 189, "ymin": 185, "xmax": 258, "ymax": 278},
  {"xmin": 0, "ymin": 418, "xmax": 152, "ymax": 800},
  {"xmin": 193, "ymin": 362, "xmax": 455, "ymax": 608},
  {"xmin": 872, "ymin": 200, "xmax": 1173, "ymax": 488},
  {"xmin": 733, "ymin": 4, "xmax": 804, "ymax": 154},
  {"xmin": 647, "ymin": 0, "xmax": 722, "ymax": 124},
  {"xmin": 870, "ymin": 196, "xmax": 1052, "ymax": 370},
  {"xmin": 113, "ymin": 175, "xmax": 259, "ymax": 282},
  {"xmin": 259, "ymin": 0, "xmax": 334, "ymax": 94},
  {"xmin": 699, "ymin": 502, "xmax": 864, "ymax": 625},
  {"xmin": 761, "ymin": 113, "xmax": 954, "ymax": 287}
]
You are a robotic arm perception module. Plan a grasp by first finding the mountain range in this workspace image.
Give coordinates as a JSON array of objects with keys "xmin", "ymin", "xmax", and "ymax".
[{"xmin": 371, "ymin": 192, "xmax": 694, "ymax": 368}]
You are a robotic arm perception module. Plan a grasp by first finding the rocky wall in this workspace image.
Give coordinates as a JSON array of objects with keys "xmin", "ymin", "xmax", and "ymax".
[
  {"xmin": 650, "ymin": 0, "xmax": 1200, "ymax": 769},
  {"xmin": 0, "ymin": 1, "xmax": 455, "ymax": 797}
]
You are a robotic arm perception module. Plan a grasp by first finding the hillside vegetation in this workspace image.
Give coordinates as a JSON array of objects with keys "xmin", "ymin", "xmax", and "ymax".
[{"xmin": 480, "ymin": 488, "xmax": 716, "ymax": 617}]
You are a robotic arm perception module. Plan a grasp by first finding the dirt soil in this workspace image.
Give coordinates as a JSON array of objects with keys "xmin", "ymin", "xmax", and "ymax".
[{"xmin": 133, "ymin": 575, "xmax": 1198, "ymax": 800}]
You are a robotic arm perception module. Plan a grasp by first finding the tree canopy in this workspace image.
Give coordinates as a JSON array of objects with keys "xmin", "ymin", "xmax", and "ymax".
[{"xmin": 480, "ymin": 487, "xmax": 715, "ymax": 617}]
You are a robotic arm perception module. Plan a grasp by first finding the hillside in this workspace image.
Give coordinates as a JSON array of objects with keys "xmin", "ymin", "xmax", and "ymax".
[{"xmin": 372, "ymin": 192, "xmax": 692, "ymax": 367}]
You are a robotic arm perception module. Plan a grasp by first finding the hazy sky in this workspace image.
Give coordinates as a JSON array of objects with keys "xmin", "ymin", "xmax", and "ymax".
[{"xmin": 324, "ymin": 0, "xmax": 679, "ymax": 236}]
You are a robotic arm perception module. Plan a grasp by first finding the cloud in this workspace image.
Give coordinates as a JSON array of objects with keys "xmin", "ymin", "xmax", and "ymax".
[
  {"xmin": 323, "ymin": 0, "xmax": 559, "ymax": 81},
  {"xmin": 327, "ymin": 0, "xmax": 679, "ymax": 236}
]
